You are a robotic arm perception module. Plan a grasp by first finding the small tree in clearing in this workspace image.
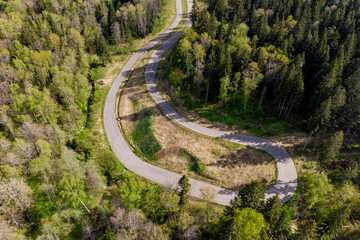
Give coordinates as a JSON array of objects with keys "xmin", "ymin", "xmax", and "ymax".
[{"xmin": 178, "ymin": 175, "xmax": 191, "ymax": 212}]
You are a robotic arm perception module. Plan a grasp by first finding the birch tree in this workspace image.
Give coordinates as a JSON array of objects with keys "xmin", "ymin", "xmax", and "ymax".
[
  {"xmin": 0, "ymin": 178, "xmax": 33, "ymax": 226},
  {"xmin": 219, "ymin": 76, "xmax": 230, "ymax": 107}
]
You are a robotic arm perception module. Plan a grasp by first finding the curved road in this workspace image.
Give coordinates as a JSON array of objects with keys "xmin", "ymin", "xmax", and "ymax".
[{"xmin": 104, "ymin": 0, "xmax": 297, "ymax": 205}]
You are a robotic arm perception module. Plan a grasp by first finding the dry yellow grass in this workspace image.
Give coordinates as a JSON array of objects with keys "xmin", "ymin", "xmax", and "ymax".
[{"xmin": 118, "ymin": 50, "xmax": 276, "ymax": 190}]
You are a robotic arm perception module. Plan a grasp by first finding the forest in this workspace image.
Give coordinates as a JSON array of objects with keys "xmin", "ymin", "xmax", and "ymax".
[
  {"xmin": 172, "ymin": 0, "xmax": 360, "ymax": 136},
  {"xmin": 166, "ymin": 0, "xmax": 360, "ymax": 239},
  {"xmin": 0, "ymin": 0, "xmax": 359, "ymax": 239}
]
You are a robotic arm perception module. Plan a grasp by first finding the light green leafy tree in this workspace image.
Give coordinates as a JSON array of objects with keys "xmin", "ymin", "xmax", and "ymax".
[
  {"xmin": 227, "ymin": 208, "xmax": 268, "ymax": 240},
  {"xmin": 219, "ymin": 75, "xmax": 230, "ymax": 106},
  {"xmin": 304, "ymin": 171, "xmax": 333, "ymax": 209},
  {"xmin": 241, "ymin": 62, "xmax": 263, "ymax": 111}
]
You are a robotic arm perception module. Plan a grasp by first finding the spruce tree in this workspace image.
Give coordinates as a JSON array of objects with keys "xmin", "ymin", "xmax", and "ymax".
[
  {"xmin": 262, "ymin": 196, "xmax": 291, "ymax": 239},
  {"xmin": 95, "ymin": 35, "xmax": 110, "ymax": 66},
  {"xmin": 320, "ymin": 131, "xmax": 344, "ymax": 169},
  {"xmin": 178, "ymin": 175, "xmax": 191, "ymax": 211},
  {"xmin": 227, "ymin": 181, "xmax": 265, "ymax": 215}
]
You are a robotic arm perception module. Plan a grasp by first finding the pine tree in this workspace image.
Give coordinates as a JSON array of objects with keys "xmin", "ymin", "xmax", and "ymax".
[
  {"xmin": 317, "ymin": 67, "xmax": 337, "ymax": 105},
  {"xmin": 256, "ymin": 14, "xmax": 270, "ymax": 44},
  {"xmin": 294, "ymin": 219, "xmax": 317, "ymax": 240},
  {"xmin": 321, "ymin": 205, "xmax": 349, "ymax": 239},
  {"xmin": 262, "ymin": 196, "xmax": 291, "ymax": 239},
  {"xmin": 215, "ymin": 0, "xmax": 228, "ymax": 21},
  {"xmin": 292, "ymin": 0, "xmax": 303, "ymax": 19},
  {"xmin": 95, "ymin": 4, "xmax": 103, "ymax": 23},
  {"xmin": 249, "ymin": 5, "xmax": 257, "ymax": 37},
  {"xmin": 95, "ymin": 35, "xmax": 110, "ymax": 66},
  {"xmin": 310, "ymin": 97, "xmax": 333, "ymax": 134},
  {"xmin": 227, "ymin": 181, "xmax": 265, "ymax": 215},
  {"xmin": 191, "ymin": 0, "xmax": 199, "ymax": 23},
  {"xmin": 319, "ymin": 131, "xmax": 344, "ymax": 169},
  {"xmin": 178, "ymin": 175, "xmax": 191, "ymax": 211},
  {"xmin": 232, "ymin": 72, "xmax": 241, "ymax": 103},
  {"xmin": 107, "ymin": 2, "xmax": 116, "ymax": 39},
  {"xmin": 208, "ymin": 11, "xmax": 219, "ymax": 38},
  {"xmin": 343, "ymin": 33, "xmax": 356, "ymax": 65},
  {"xmin": 204, "ymin": 43, "xmax": 217, "ymax": 102},
  {"xmin": 231, "ymin": 0, "xmax": 245, "ymax": 18}
]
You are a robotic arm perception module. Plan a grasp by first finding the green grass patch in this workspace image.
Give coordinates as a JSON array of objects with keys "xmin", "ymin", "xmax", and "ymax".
[
  {"xmin": 211, "ymin": 149, "xmax": 221, "ymax": 157},
  {"xmin": 179, "ymin": 148, "xmax": 206, "ymax": 174},
  {"xmin": 213, "ymin": 138, "xmax": 245, "ymax": 150},
  {"xmin": 132, "ymin": 100, "xmax": 139, "ymax": 111},
  {"xmin": 131, "ymin": 111, "xmax": 161, "ymax": 160}
]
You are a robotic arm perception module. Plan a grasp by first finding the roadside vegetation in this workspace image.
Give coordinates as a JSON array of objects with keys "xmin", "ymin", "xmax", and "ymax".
[{"xmin": 131, "ymin": 111, "xmax": 161, "ymax": 160}]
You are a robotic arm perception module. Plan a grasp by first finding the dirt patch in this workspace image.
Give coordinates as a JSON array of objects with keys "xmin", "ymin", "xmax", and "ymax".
[
  {"xmin": 118, "ymin": 50, "xmax": 276, "ymax": 190},
  {"xmin": 98, "ymin": 59, "xmax": 123, "ymax": 87}
]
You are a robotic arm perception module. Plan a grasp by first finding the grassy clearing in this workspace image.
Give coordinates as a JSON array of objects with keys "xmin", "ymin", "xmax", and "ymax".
[{"xmin": 131, "ymin": 111, "xmax": 161, "ymax": 160}]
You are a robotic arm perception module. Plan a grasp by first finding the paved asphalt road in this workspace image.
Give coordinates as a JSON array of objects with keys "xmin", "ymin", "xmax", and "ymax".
[{"xmin": 104, "ymin": 0, "xmax": 297, "ymax": 205}]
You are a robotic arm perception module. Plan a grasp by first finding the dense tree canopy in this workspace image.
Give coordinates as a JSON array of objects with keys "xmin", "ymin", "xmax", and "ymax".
[
  {"xmin": 1, "ymin": 0, "xmax": 360, "ymax": 238},
  {"xmin": 171, "ymin": 0, "xmax": 360, "ymax": 135},
  {"xmin": 0, "ymin": 0, "xmax": 177, "ymax": 238}
]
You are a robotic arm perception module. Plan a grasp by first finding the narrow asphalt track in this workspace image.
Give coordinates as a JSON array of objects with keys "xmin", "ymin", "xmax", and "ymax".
[{"xmin": 104, "ymin": 0, "xmax": 297, "ymax": 205}]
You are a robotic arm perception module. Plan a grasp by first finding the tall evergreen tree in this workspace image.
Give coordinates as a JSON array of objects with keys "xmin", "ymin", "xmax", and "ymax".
[
  {"xmin": 178, "ymin": 175, "xmax": 191, "ymax": 211},
  {"xmin": 319, "ymin": 131, "xmax": 344, "ymax": 169},
  {"xmin": 262, "ymin": 196, "xmax": 291, "ymax": 239}
]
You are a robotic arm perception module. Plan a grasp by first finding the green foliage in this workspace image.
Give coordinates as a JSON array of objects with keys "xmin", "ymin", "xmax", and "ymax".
[
  {"xmin": 1, "ymin": 0, "xmax": 359, "ymax": 238},
  {"xmin": 201, "ymin": 107, "xmax": 292, "ymax": 136},
  {"xmin": 171, "ymin": 0, "xmax": 360, "ymax": 139},
  {"xmin": 262, "ymin": 196, "xmax": 291, "ymax": 239},
  {"xmin": 178, "ymin": 175, "xmax": 191, "ymax": 211},
  {"xmin": 214, "ymin": 208, "xmax": 268, "ymax": 240},
  {"xmin": 219, "ymin": 75, "xmax": 230, "ymax": 106},
  {"xmin": 227, "ymin": 181, "xmax": 265, "ymax": 214},
  {"xmin": 179, "ymin": 148, "xmax": 206, "ymax": 174},
  {"xmin": 131, "ymin": 111, "xmax": 161, "ymax": 160},
  {"xmin": 319, "ymin": 131, "xmax": 344, "ymax": 169},
  {"xmin": 228, "ymin": 208, "xmax": 268, "ymax": 240},
  {"xmin": 29, "ymin": 197, "xmax": 57, "ymax": 220},
  {"xmin": 304, "ymin": 171, "xmax": 333, "ymax": 210}
]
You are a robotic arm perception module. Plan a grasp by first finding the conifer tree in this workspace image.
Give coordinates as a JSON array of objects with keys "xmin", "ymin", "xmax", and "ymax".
[
  {"xmin": 320, "ymin": 131, "xmax": 344, "ymax": 169},
  {"xmin": 262, "ymin": 196, "xmax": 291, "ymax": 239},
  {"xmin": 178, "ymin": 175, "xmax": 191, "ymax": 211},
  {"xmin": 191, "ymin": 0, "xmax": 199, "ymax": 23},
  {"xmin": 227, "ymin": 181, "xmax": 265, "ymax": 215},
  {"xmin": 95, "ymin": 35, "xmax": 110, "ymax": 66}
]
